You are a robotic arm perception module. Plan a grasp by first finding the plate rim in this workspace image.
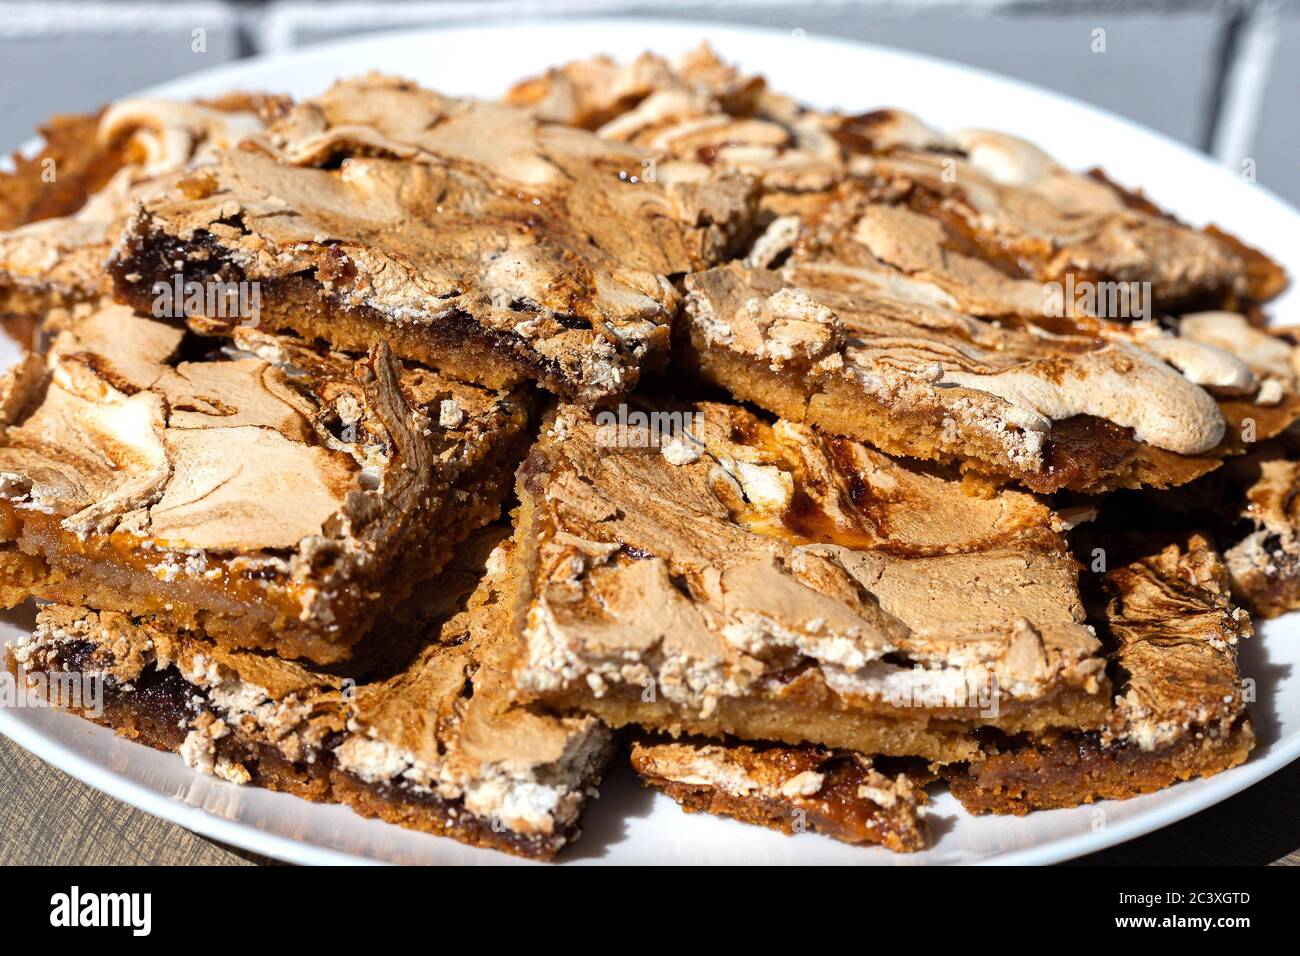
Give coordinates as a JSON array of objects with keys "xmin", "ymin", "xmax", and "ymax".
[{"xmin": 4, "ymin": 686, "xmax": 1297, "ymax": 866}]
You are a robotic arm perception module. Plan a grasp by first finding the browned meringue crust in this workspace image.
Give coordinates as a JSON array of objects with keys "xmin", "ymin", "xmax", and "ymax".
[
  {"xmin": 506, "ymin": 45, "xmax": 837, "ymax": 214},
  {"xmin": 946, "ymin": 532, "xmax": 1254, "ymax": 813},
  {"xmin": 630, "ymin": 737, "xmax": 930, "ymax": 851},
  {"xmin": 512, "ymin": 401, "xmax": 1110, "ymax": 763},
  {"xmin": 507, "ymin": 45, "xmax": 1286, "ymax": 312},
  {"xmin": 109, "ymin": 75, "xmax": 756, "ymax": 404},
  {"xmin": 680, "ymin": 263, "xmax": 1300, "ymax": 494},
  {"xmin": 0, "ymin": 302, "xmax": 531, "ymax": 663},
  {"xmin": 505, "ymin": 47, "xmax": 764, "ymax": 132},
  {"xmin": 0, "ymin": 94, "xmax": 285, "ymax": 232},
  {"xmin": 8, "ymin": 533, "xmax": 614, "ymax": 860},
  {"xmin": 0, "ymin": 96, "xmax": 278, "ymax": 324}
]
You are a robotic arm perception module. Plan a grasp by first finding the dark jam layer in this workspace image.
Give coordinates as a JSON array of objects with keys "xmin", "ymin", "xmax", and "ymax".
[
  {"xmin": 1039, "ymin": 415, "xmax": 1136, "ymax": 493},
  {"xmin": 45, "ymin": 639, "xmax": 197, "ymax": 749}
]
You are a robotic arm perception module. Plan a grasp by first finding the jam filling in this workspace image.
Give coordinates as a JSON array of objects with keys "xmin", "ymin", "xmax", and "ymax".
[{"xmin": 1037, "ymin": 415, "xmax": 1137, "ymax": 493}]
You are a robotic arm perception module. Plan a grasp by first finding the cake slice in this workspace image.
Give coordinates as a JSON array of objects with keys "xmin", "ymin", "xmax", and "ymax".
[
  {"xmin": 511, "ymin": 400, "xmax": 1110, "ymax": 764},
  {"xmin": 0, "ymin": 302, "xmax": 532, "ymax": 663},
  {"xmin": 1121, "ymin": 435, "xmax": 1300, "ymax": 621},
  {"xmin": 679, "ymin": 262, "xmax": 1300, "ymax": 493},
  {"xmin": 109, "ymin": 75, "xmax": 755, "ymax": 403},
  {"xmin": 8, "ymin": 532, "xmax": 614, "ymax": 860},
  {"xmin": 945, "ymin": 532, "xmax": 1254, "ymax": 812},
  {"xmin": 630, "ymin": 738, "xmax": 930, "ymax": 852},
  {"xmin": 1, "ymin": 112, "xmax": 128, "ymax": 234},
  {"xmin": 1, "ymin": 110, "xmax": 125, "ymax": 348},
  {"xmin": 821, "ymin": 132, "xmax": 1284, "ymax": 317}
]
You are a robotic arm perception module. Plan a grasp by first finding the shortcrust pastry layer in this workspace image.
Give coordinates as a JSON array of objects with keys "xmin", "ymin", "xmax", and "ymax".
[
  {"xmin": 0, "ymin": 303, "xmax": 532, "ymax": 663},
  {"xmin": 630, "ymin": 737, "xmax": 930, "ymax": 852},
  {"xmin": 946, "ymin": 532, "xmax": 1254, "ymax": 813},
  {"xmin": 109, "ymin": 75, "xmax": 756, "ymax": 403},
  {"xmin": 512, "ymin": 400, "xmax": 1110, "ymax": 763},
  {"xmin": 8, "ymin": 532, "xmax": 614, "ymax": 860}
]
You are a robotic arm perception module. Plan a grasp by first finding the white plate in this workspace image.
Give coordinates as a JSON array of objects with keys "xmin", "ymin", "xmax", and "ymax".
[{"xmin": 2, "ymin": 17, "xmax": 1298, "ymax": 866}]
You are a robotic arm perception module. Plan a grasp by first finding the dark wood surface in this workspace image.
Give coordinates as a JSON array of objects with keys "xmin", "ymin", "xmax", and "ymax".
[{"xmin": 1, "ymin": 733, "xmax": 1295, "ymax": 866}]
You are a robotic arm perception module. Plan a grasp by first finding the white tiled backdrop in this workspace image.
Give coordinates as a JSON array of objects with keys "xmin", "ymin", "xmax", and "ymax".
[{"xmin": 0, "ymin": 0, "xmax": 1296, "ymax": 206}]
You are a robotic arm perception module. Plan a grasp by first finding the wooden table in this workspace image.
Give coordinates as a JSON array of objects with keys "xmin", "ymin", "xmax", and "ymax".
[{"xmin": 1, "ymin": 733, "xmax": 1295, "ymax": 865}]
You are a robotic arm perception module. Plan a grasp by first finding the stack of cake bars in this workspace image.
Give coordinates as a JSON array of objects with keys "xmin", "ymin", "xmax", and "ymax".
[{"xmin": 0, "ymin": 49, "xmax": 1295, "ymax": 858}]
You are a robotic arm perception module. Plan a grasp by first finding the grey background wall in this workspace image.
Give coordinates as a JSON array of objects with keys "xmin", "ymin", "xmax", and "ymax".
[{"xmin": 1, "ymin": 0, "xmax": 1296, "ymax": 207}]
